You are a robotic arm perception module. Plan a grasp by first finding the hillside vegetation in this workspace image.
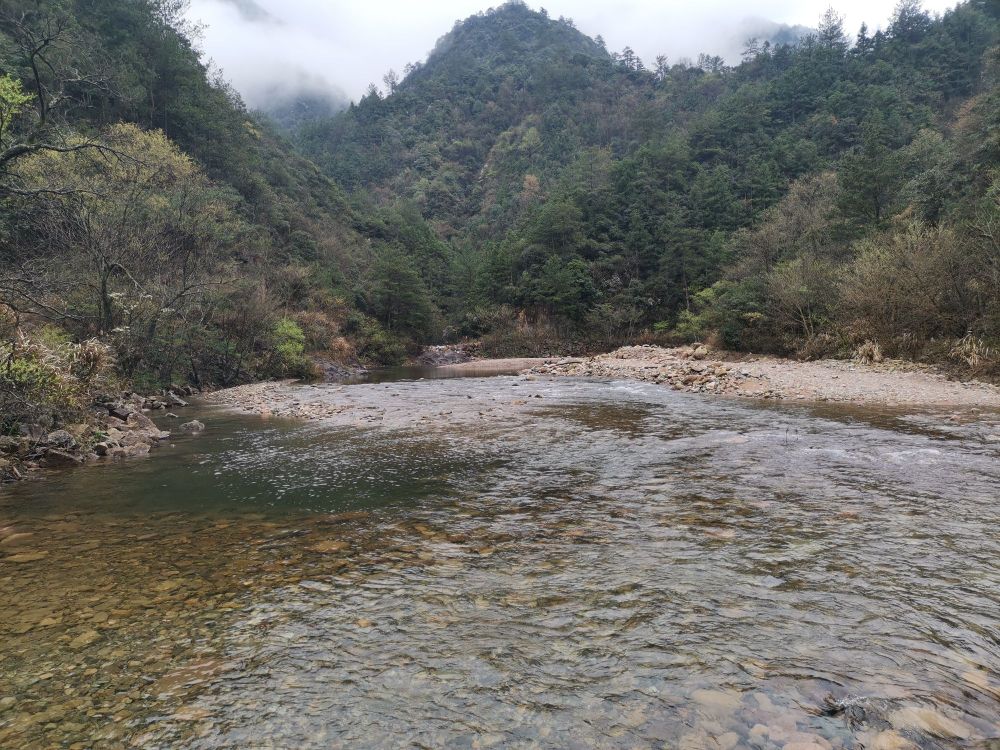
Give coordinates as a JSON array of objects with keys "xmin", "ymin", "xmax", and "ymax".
[
  {"xmin": 297, "ymin": 0, "xmax": 999, "ymax": 367},
  {"xmin": 0, "ymin": 0, "xmax": 407, "ymax": 434}
]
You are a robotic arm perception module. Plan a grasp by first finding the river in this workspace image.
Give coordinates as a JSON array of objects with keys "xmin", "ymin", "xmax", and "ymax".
[{"xmin": 1, "ymin": 371, "xmax": 999, "ymax": 748}]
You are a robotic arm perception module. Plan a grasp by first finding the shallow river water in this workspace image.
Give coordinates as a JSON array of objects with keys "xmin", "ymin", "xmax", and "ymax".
[{"xmin": 1, "ymin": 373, "xmax": 999, "ymax": 749}]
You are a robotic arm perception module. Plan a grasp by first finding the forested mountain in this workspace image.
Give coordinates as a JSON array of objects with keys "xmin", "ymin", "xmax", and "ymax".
[
  {"xmin": 1, "ymin": 0, "xmax": 998, "ymax": 438},
  {"xmin": 297, "ymin": 0, "xmax": 999, "ymax": 361}
]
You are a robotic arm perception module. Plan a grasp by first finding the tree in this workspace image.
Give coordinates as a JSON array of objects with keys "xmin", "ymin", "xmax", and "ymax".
[
  {"xmin": 0, "ymin": 2, "xmax": 114, "ymax": 185},
  {"xmin": 382, "ymin": 69, "xmax": 400, "ymax": 95},
  {"xmin": 360, "ymin": 247, "xmax": 438, "ymax": 341},
  {"xmin": 838, "ymin": 116, "xmax": 903, "ymax": 226},
  {"xmin": 5, "ymin": 123, "xmax": 248, "ymax": 376}
]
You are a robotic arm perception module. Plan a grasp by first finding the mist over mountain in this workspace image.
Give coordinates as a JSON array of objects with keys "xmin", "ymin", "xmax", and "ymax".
[{"xmin": 186, "ymin": 0, "xmax": 958, "ymax": 105}]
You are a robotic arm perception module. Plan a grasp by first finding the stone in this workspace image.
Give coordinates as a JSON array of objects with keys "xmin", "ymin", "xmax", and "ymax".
[
  {"xmin": 119, "ymin": 432, "xmax": 151, "ymax": 447},
  {"xmin": 179, "ymin": 420, "xmax": 205, "ymax": 433},
  {"xmin": 68, "ymin": 630, "xmax": 100, "ymax": 650},
  {"xmin": 108, "ymin": 405, "xmax": 133, "ymax": 421},
  {"xmin": 4, "ymin": 551, "xmax": 48, "ymax": 563},
  {"xmin": 166, "ymin": 393, "xmax": 188, "ymax": 407},
  {"xmin": 692, "ymin": 345, "xmax": 709, "ymax": 360},
  {"xmin": 0, "ymin": 532, "xmax": 34, "ymax": 546},
  {"xmin": 45, "ymin": 429, "xmax": 75, "ymax": 448},
  {"xmin": 39, "ymin": 449, "xmax": 83, "ymax": 468},
  {"xmin": 126, "ymin": 412, "xmax": 158, "ymax": 433}
]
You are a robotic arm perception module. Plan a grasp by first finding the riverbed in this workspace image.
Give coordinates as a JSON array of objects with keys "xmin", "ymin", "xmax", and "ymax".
[{"xmin": 2, "ymin": 371, "xmax": 999, "ymax": 748}]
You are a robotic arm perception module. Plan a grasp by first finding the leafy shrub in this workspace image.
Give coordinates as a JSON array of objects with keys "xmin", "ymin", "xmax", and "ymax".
[
  {"xmin": 266, "ymin": 318, "xmax": 311, "ymax": 377},
  {"xmin": 343, "ymin": 313, "xmax": 405, "ymax": 366},
  {"xmin": 0, "ymin": 330, "xmax": 115, "ymax": 433}
]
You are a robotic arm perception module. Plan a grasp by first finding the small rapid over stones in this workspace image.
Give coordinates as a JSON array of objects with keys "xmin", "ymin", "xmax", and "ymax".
[{"xmin": 1, "ymin": 373, "xmax": 999, "ymax": 748}]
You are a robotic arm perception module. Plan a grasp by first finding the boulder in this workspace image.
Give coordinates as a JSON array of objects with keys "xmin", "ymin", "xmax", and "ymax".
[
  {"xmin": 166, "ymin": 392, "xmax": 188, "ymax": 407},
  {"xmin": 120, "ymin": 431, "xmax": 151, "ymax": 447},
  {"xmin": 179, "ymin": 420, "xmax": 205, "ymax": 433},
  {"xmin": 126, "ymin": 412, "xmax": 158, "ymax": 434},
  {"xmin": 39, "ymin": 449, "xmax": 83, "ymax": 468},
  {"xmin": 108, "ymin": 405, "xmax": 133, "ymax": 421},
  {"xmin": 692, "ymin": 345, "xmax": 709, "ymax": 360},
  {"xmin": 45, "ymin": 430, "xmax": 76, "ymax": 449}
]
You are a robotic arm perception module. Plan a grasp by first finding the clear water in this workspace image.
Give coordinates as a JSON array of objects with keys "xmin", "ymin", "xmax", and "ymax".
[{"xmin": 1, "ymin": 374, "xmax": 999, "ymax": 749}]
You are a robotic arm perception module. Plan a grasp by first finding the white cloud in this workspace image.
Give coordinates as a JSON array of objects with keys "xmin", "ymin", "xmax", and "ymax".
[{"xmin": 186, "ymin": 0, "xmax": 960, "ymax": 106}]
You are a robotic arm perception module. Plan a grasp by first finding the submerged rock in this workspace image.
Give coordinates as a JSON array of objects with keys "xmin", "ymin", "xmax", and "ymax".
[{"xmin": 179, "ymin": 420, "xmax": 205, "ymax": 433}]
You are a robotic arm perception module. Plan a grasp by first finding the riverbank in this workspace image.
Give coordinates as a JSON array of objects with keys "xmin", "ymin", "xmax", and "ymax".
[
  {"xmin": 210, "ymin": 345, "xmax": 1000, "ymax": 428},
  {"xmin": 0, "ymin": 387, "xmax": 205, "ymax": 483},
  {"xmin": 528, "ymin": 345, "xmax": 1000, "ymax": 410}
]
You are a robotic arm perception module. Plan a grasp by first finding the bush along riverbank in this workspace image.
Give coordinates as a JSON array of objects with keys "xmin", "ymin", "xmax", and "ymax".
[{"xmin": 0, "ymin": 386, "xmax": 205, "ymax": 483}]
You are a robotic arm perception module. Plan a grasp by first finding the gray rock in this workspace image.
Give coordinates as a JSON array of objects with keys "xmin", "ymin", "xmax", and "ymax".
[
  {"xmin": 178, "ymin": 420, "xmax": 205, "ymax": 433},
  {"xmin": 166, "ymin": 393, "xmax": 188, "ymax": 407},
  {"xmin": 108, "ymin": 405, "xmax": 133, "ymax": 421},
  {"xmin": 120, "ymin": 432, "xmax": 151, "ymax": 447},
  {"xmin": 45, "ymin": 429, "xmax": 76, "ymax": 449},
  {"xmin": 126, "ymin": 412, "xmax": 158, "ymax": 434}
]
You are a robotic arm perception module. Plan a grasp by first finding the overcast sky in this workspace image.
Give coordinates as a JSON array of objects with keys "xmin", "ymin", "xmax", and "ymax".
[{"xmin": 185, "ymin": 0, "xmax": 959, "ymax": 107}]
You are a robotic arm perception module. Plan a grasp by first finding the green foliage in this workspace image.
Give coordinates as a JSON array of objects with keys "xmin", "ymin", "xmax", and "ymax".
[
  {"xmin": 343, "ymin": 312, "xmax": 405, "ymax": 366},
  {"xmin": 293, "ymin": 0, "xmax": 997, "ymax": 350},
  {"xmin": 266, "ymin": 318, "xmax": 310, "ymax": 377},
  {"xmin": 0, "ymin": 74, "xmax": 31, "ymax": 140}
]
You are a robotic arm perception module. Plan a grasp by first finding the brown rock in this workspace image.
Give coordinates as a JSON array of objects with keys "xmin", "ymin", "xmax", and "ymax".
[{"xmin": 39, "ymin": 449, "xmax": 83, "ymax": 468}]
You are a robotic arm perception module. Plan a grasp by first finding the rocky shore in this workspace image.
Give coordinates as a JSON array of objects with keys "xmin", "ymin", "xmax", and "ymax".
[
  {"xmin": 0, "ymin": 385, "xmax": 205, "ymax": 483},
  {"xmin": 527, "ymin": 345, "xmax": 1000, "ymax": 409}
]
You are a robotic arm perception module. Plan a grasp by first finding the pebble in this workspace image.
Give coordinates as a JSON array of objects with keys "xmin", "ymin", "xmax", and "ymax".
[
  {"xmin": 68, "ymin": 630, "xmax": 100, "ymax": 650},
  {"xmin": 5, "ymin": 552, "xmax": 49, "ymax": 563}
]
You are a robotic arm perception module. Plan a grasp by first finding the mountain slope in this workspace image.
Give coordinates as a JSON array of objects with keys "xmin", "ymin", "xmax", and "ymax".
[{"xmin": 294, "ymin": 0, "xmax": 999, "ymax": 364}]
